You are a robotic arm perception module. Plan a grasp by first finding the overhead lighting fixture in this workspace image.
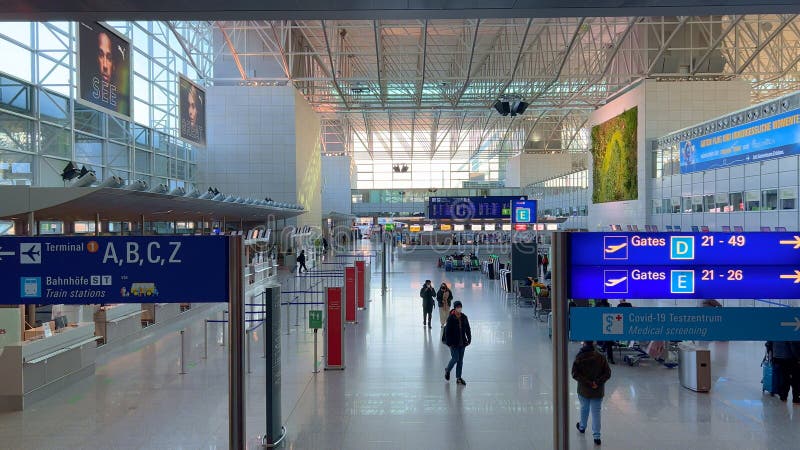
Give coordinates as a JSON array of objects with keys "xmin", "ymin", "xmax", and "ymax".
[
  {"xmin": 60, "ymin": 161, "xmax": 80, "ymax": 181},
  {"xmin": 494, "ymin": 96, "xmax": 528, "ymax": 117}
]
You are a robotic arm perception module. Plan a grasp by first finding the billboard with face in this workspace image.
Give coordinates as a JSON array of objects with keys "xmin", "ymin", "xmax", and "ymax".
[
  {"xmin": 179, "ymin": 76, "xmax": 206, "ymax": 146},
  {"xmin": 78, "ymin": 22, "xmax": 131, "ymax": 117}
]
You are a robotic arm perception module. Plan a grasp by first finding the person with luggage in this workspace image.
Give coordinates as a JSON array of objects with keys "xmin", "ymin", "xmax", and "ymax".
[
  {"xmin": 436, "ymin": 282, "xmax": 454, "ymax": 328},
  {"xmin": 420, "ymin": 280, "xmax": 436, "ymax": 328},
  {"xmin": 766, "ymin": 341, "xmax": 800, "ymax": 403},
  {"xmin": 541, "ymin": 253, "xmax": 549, "ymax": 275},
  {"xmin": 572, "ymin": 341, "xmax": 612, "ymax": 446},
  {"xmin": 537, "ymin": 253, "xmax": 543, "ymax": 276},
  {"xmin": 443, "ymin": 300, "xmax": 471, "ymax": 386}
]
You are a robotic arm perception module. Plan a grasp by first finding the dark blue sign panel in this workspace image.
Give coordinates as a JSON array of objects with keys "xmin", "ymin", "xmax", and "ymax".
[
  {"xmin": 570, "ymin": 307, "xmax": 800, "ymax": 341},
  {"xmin": 569, "ymin": 232, "xmax": 800, "ymax": 299},
  {"xmin": 428, "ymin": 196, "xmax": 527, "ymax": 220},
  {"xmin": 511, "ymin": 200, "xmax": 538, "ymax": 224},
  {"xmin": 571, "ymin": 232, "xmax": 800, "ymax": 266},
  {"xmin": 570, "ymin": 265, "xmax": 800, "ymax": 299},
  {"xmin": 679, "ymin": 109, "xmax": 800, "ymax": 173},
  {"xmin": 0, "ymin": 236, "xmax": 229, "ymax": 304}
]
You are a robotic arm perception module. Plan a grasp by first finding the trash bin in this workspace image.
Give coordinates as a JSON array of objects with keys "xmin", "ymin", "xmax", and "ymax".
[{"xmin": 678, "ymin": 343, "xmax": 711, "ymax": 392}]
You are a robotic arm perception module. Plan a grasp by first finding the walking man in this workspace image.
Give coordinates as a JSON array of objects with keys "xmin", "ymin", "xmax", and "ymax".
[
  {"xmin": 297, "ymin": 249, "xmax": 308, "ymax": 274},
  {"xmin": 443, "ymin": 301, "xmax": 471, "ymax": 386},
  {"xmin": 572, "ymin": 341, "xmax": 612, "ymax": 446}
]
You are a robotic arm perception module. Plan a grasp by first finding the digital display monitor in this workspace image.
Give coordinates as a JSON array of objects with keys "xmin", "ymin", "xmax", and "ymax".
[
  {"xmin": 471, "ymin": 224, "xmax": 483, "ymax": 231},
  {"xmin": 409, "ymin": 225, "xmax": 421, "ymax": 233},
  {"xmin": 511, "ymin": 200, "xmax": 538, "ymax": 224},
  {"xmin": 485, "ymin": 224, "xmax": 496, "ymax": 231},
  {"xmin": 453, "ymin": 224, "xmax": 465, "ymax": 231},
  {"xmin": 502, "ymin": 224, "xmax": 512, "ymax": 231},
  {"xmin": 428, "ymin": 196, "xmax": 527, "ymax": 220},
  {"xmin": 514, "ymin": 224, "xmax": 527, "ymax": 231},
  {"xmin": 78, "ymin": 22, "xmax": 131, "ymax": 117},
  {"xmin": 440, "ymin": 224, "xmax": 452, "ymax": 231},
  {"xmin": 179, "ymin": 76, "xmax": 206, "ymax": 146},
  {"xmin": 423, "ymin": 224, "xmax": 434, "ymax": 232}
]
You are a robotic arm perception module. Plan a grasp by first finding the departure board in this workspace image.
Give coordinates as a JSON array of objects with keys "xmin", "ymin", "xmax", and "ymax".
[{"xmin": 428, "ymin": 196, "xmax": 527, "ymax": 220}]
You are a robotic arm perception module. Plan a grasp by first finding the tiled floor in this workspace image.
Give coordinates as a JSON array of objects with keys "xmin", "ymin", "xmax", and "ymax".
[{"xmin": 2, "ymin": 243, "xmax": 800, "ymax": 449}]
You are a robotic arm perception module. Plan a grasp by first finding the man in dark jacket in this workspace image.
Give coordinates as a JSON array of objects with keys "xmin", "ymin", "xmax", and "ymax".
[
  {"xmin": 420, "ymin": 280, "xmax": 436, "ymax": 328},
  {"xmin": 766, "ymin": 341, "xmax": 800, "ymax": 402},
  {"xmin": 297, "ymin": 250, "xmax": 308, "ymax": 273},
  {"xmin": 572, "ymin": 341, "xmax": 612, "ymax": 446},
  {"xmin": 444, "ymin": 300, "xmax": 471, "ymax": 386}
]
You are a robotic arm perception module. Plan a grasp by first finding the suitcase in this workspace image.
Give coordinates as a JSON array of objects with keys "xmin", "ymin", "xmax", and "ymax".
[
  {"xmin": 762, "ymin": 357, "xmax": 778, "ymax": 396},
  {"xmin": 445, "ymin": 261, "xmax": 453, "ymax": 272}
]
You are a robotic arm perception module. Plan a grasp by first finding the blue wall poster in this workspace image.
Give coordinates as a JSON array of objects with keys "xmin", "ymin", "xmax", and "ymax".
[
  {"xmin": 679, "ymin": 109, "xmax": 800, "ymax": 173},
  {"xmin": 0, "ymin": 236, "xmax": 230, "ymax": 304}
]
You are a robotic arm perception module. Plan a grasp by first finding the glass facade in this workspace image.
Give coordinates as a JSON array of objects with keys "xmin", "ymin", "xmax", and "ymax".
[{"xmin": 0, "ymin": 21, "xmax": 212, "ymax": 188}]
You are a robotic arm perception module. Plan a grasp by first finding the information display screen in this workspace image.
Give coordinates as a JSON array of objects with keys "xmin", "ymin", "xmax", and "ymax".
[
  {"xmin": 511, "ymin": 200, "xmax": 538, "ymax": 223},
  {"xmin": 569, "ymin": 232, "xmax": 800, "ymax": 299},
  {"xmin": 428, "ymin": 196, "xmax": 526, "ymax": 220}
]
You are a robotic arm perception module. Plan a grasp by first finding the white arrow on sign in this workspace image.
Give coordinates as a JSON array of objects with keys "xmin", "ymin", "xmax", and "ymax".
[
  {"xmin": 0, "ymin": 246, "xmax": 15, "ymax": 260},
  {"xmin": 780, "ymin": 317, "xmax": 800, "ymax": 331}
]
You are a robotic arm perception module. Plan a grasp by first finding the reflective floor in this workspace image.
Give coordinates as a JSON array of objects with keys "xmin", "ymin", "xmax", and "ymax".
[{"xmin": 1, "ymin": 243, "xmax": 800, "ymax": 449}]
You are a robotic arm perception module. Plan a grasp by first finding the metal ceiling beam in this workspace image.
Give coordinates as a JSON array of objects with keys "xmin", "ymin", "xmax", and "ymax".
[
  {"xmin": 497, "ymin": 18, "xmax": 534, "ymax": 98},
  {"xmin": 373, "ymin": 20, "xmax": 386, "ymax": 107},
  {"xmin": 321, "ymin": 19, "xmax": 351, "ymax": 109},
  {"xmin": 735, "ymin": 14, "xmax": 798, "ymax": 75},
  {"xmin": 527, "ymin": 17, "xmax": 586, "ymax": 105},
  {"xmin": 645, "ymin": 16, "xmax": 690, "ymax": 75},
  {"xmin": 453, "ymin": 19, "xmax": 481, "ymax": 107},
  {"xmin": 166, "ymin": 22, "xmax": 204, "ymax": 80},
  {"xmin": 216, "ymin": 22, "xmax": 247, "ymax": 80},
  {"xmin": 417, "ymin": 20, "xmax": 428, "ymax": 107},
  {"xmin": 691, "ymin": 15, "xmax": 743, "ymax": 75},
  {"xmin": 561, "ymin": 16, "xmax": 639, "ymax": 107}
]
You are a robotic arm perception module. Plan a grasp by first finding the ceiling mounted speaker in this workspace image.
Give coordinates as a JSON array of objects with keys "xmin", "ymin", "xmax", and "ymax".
[
  {"xmin": 493, "ymin": 100, "xmax": 510, "ymax": 116},
  {"xmin": 515, "ymin": 101, "xmax": 529, "ymax": 115}
]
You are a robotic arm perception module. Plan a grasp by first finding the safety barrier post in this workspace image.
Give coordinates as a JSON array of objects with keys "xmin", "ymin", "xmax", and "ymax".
[
  {"xmin": 246, "ymin": 329, "xmax": 251, "ymax": 374},
  {"xmin": 179, "ymin": 329, "xmax": 187, "ymax": 374},
  {"xmin": 203, "ymin": 320, "xmax": 208, "ymax": 359}
]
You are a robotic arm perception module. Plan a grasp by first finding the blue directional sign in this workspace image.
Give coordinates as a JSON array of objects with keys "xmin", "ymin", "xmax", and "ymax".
[
  {"xmin": 0, "ymin": 236, "xmax": 230, "ymax": 304},
  {"xmin": 569, "ymin": 232, "xmax": 800, "ymax": 299},
  {"xmin": 511, "ymin": 200, "xmax": 538, "ymax": 224},
  {"xmin": 570, "ymin": 307, "xmax": 800, "ymax": 341},
  {"xmin": 572, "ymin": 232, "xmax": 800, "ymax": 266}
]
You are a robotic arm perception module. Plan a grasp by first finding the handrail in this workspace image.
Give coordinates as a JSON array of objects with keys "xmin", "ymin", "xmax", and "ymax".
[{"xmin": 106, "ymin": 310, "xmax": 144, "ymax": 324}]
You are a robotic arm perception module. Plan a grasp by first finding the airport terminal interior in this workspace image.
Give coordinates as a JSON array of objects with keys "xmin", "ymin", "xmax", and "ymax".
[{"xmin": 2, "ymin": 2, "xmax": 800, "ymax": 449}]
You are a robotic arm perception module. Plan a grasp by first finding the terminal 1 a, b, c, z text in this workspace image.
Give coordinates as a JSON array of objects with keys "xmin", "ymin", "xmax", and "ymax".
[{"xmin": 101, "ymin": 241, "xmax": 182, "ymax": 267}]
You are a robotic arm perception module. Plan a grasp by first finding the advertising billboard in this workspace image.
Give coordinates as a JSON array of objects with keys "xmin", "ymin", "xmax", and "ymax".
[
  {"xmin": 78, "ymin": 22, "xmax": 131, "ymax": 118},
  {"xmin": 591, "ymin": 107, "xmax": 638, "ymax": 203},
  {"xmin": 179, "ymin": 76, "xmax": 207, "ymax": 146},
  {"xmin": 428, "ymin": 196, "xmax": 527, "ymax": 220},
  {"xmin": 679, "ymin": 109, "xmax": 800, "ymax": 173}
]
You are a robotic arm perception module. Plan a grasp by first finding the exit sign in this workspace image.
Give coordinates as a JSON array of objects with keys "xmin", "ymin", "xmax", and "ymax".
[{"xmin": 309, "ymin": 310, "xmax": 323, "ymax": 329}]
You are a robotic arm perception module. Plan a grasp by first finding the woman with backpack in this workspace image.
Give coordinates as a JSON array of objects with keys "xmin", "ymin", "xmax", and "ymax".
[{"xmin": 436, "ymin": 282, "xmax": 454, "ymax": 328}]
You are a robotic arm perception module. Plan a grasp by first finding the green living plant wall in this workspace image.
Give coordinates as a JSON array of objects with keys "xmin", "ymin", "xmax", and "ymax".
[{"xmin": 591, "ymin": 106, "xmax": 638, "ymax": 203}]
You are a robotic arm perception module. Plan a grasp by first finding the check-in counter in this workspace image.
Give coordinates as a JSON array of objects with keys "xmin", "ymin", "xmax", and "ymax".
[
  {"xmin": 0, "ymin": 322, "xmax": 99, "ymax": 412},
  {"xmin": 141, "ymin": 303, "xmax": 181, "ymax": 325},
  {"xmin": 94, "ymin": 304, "xmax": 143, "ymax": 344}
]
